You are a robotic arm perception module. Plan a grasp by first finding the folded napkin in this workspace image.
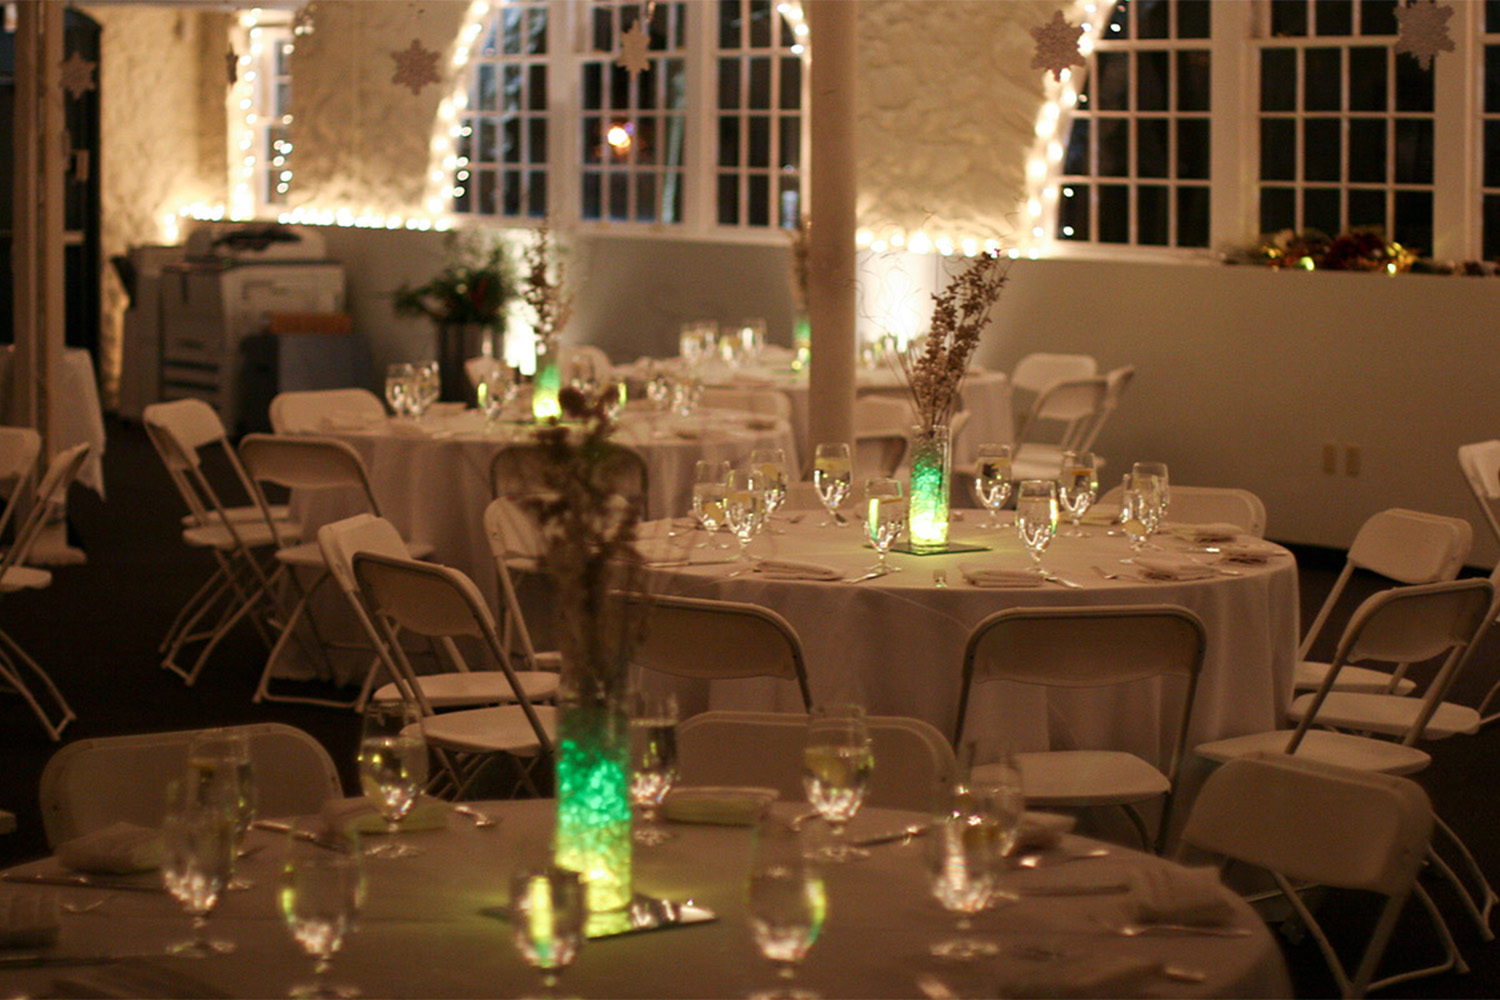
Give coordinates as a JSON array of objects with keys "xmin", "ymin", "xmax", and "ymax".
[
  {"xmin": 0, "ymin": 891, "xmax": 60, "ymax": 950},
  {"xmin": 1217, "ymin": 540, "xmax": 1281, "ymax": 565},
  {"xmin": 1000, "ymin": 954, "xmax": 1163, "ymax": 999},
  {"xmin": 56, "ymin": 822, "xmax": 165, "ymax": 875},
  {"xmin": 1080, "ymin": 503, "xmax": 1121, "ymax": 526},
  {"xmin": 958, "ymin": 563, "xmax": 1044, "ymax": 588},
  {"xmin": 321, "ymin": 796, "xmax": 450, "ymax": 836},
  {"xmin": 661, "ymin": 786, "xmax": 778, "ymax": 826},
  {"xmin": 1130, "ymin": 864, "xmax": 1238, "ymax": 927},
  {"xmin": 754, "ymin": 559, "xmax": 842, "ymax": 581},
  {"xmin": 1165, "ymin": 522, "xmax": 1244, "ymax": 544},
  {"xmin": 1131, "ymin": 556, "xmax": 1217, "ymax": 581},
  {"xmin": 1014, "ymin": 810, "xmax": 1077, "ymax": 852}
]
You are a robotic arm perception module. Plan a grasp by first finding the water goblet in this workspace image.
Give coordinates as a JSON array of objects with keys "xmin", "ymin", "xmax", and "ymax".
[
  {"xmin": 1057, "ymin": 450, "xmax": 1099, "ymax": 537},
  {"xmin": 738, "ymin": 317, "xmax": 767, "ymax": 364},
  {"xmin": 812, "ymin": 443, "xmax": 852, "ymax": 528},
  {"xmin": 691, "ymin": 460, "xmax": 730, "ymax": 548},
  {"xmin": 629, "ymin": 690, "xmax": 680, "ymax": 846},
  {"xmin": 1015, "ymin": 479, "xmax": 1059, "ymax": 574},
  {"xmin": 409, "ymin": 360, "xmax": 441, "ymax": 418},
  {"xmin": 357, "ymin": 702, "xmax": 429, "ymax": 860},
  {"xmin": 801, "ymin": 704, "xmax": 874, "ymax": 863},
  {"xmin": 673, "ymin": 375, "xmax": 703, "ymax": 417},
  {"xmin": 1124, "ymin": 474, "xmax": 1163, "ymax": 554},
  {"xmin": 187, "ymin": 729, "xmax": 256, "ymax": 889},
  {"xmin": 747, "ymin": 822, "xmax": 826, "ymax": 1000},
  {"xmin": 384, "ymin": 363, "xmax": 414, "ymax": 418},
  {"xmin": 280, "ymin": 823, "xmax": 365, "ymax": 999},
  {"xmin": 481, "ymin": 365, "xmax": 519, "ymax": 430},
  {"xmin": 510, "ymin": 867, "xmax": 586, "ymax": 997},
  {"xmin": 925, "ymin": 777, "xmax": 1019, "ymax": 961},
  {"xmin": 162, "ymin": 778, "xmax": 239, "ymax": 957},
  {"xmin": 751, "ymin": 448, "xmax": 789, "ymax": 524},
  {"xmin": 723, "ymin": 468, "xmax": 769, "ymax": 562},
  {"xmin": 973, "ymin": 443, "xmax": 1013, "ymax": 526},
  {"xmin": 864, "ymin": 477, "xmax": 906, "ymax": 576},
  {"xmin": 1131, "ymin": 461, "xmax": 1170, "ymax": 537}
]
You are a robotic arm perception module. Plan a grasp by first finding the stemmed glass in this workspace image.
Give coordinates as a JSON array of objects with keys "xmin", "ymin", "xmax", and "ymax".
[
  {"xmin": 409, "ymin": 361, "xmax": 440, "ymax": 419},
  {"xmin": 280, "ymin": 822, "xmax": 365, "ymax": 999},
  {"xmin": 864, "ymin": 477, "xmax": 906, "ymax": 577},
  {"xmin": 812, "ymin": 444, "xmax": 852, "ymax": 528},
  {"xmin": 629, "ymin": 690, "xmax": 680, "ymax": 846},
  {"xmin": 384, "ymin": 364, "xmax": 413, "ymax": 418},
  {"xmin": 645, "ymin": 363, "xmax": 675, "ymax": 436},
  {"xmin": 162, "ymin": 776, "xmax": 239, "ymax": 957},
  {"xmin": 510, "ymin": 867, "xmax": 586, "ymax": 997},
  {"xmin": 1131, "ymin": 461, "xmax": 1170, "ymax": 540},
  {"xmin": 973, "ymin": 443, "xmax": 1013, "ymax": 526},
  {"xmin": 673, "ymin": 375, "xmax": 703, "ymax": 417},
  {"xmin": 738, "ymin": 318, "xmax": 768, "ymax": 364},
  {"xmin": 801, "ymin": 704, "xmax": 874, "ymax": 863},
  {"xmin": 723, "ymin": 468, "xmax": 769, "ymax": 562},
  {"xmin": 1123, "ymin": 472, "xmax": 1163, "ymax": 555},
  {"xmin": 1057, "ymin": 450, "xmax": 1099, "ymax": 537},
  {"xmin": 751, "ymin": 448, "xmax": 790, "ymax": 527},
  {"xmin": 480, "ymin": 365, "xmax": 519, "ymax": 431},
  {"xmin": 690, "ymin": 460, "xmax": 730, "ymax": 548},
  {"xmin": 187, "ymin": 730, "xmax": 256, "ymax": 890},
  {"xmin": 926, "ymin": 769, "xmax": 1023, "ymax": 961},
  {"xmin": 747, "ymin": 822, "xmax": 826, "ymax": 1000},
  {"xmin": 357, "ymin": 702, "xmax": 429, "ymax": 860},
  {"xmin": 1015, "ymin": 479, "xmax": 1059, "ymax": 575}
]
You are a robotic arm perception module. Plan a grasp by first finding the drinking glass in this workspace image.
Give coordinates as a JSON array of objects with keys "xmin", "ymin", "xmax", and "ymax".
[
  {"xmin": 409, "ymin": 360, "xmax": 440, "ymax": 418},
  {"xmin": 481, "ymin": 365, "xmax": 519, "ymax": 429},
  {"xmin": 629, "ymin": 690, "xmax": 680, "ymax": 846},
  {"xmin": 162, "ymin": 778, "xmax": 238, "ymax": 957},
  {"xmin": 723, "ymin": 468, "xmax": 768, "ymax": 561},
  {"xmin": 1131, "ymin": 461, "xmax": 1170, "ymax": 528},
  {"xmin": 357, "ymin": 702, "xmax": 429, "ymax": 860},
  {"xmin": 1124, "ymin": 473, "xmax": 1163, "ymax": 554},
  {"xmin": 747, "ymin": 822, "xmax": 826, "ymax": 1000},
  {"xmin": 1056, "ymin": 450, "xmax": 1099, "ymax": 537},
  {"xmin": 802, "ymin": 704, "xmax": 874, "ymax": 863},
  {"xmin": 925, "ymin": 777, "xmax": 1018, "ymax": 961},
  {"xmin": 864, "ymin": 477, "xmax": 906, "ymax": 576},
  {"xmin": 751, "ymin": 448, "xmax": 789, "ymax": 522},
  {"xmin": 812, "ymin": 443, "xmax": 852, "ymax": 528},
  {"xmin": 510, "ymin": 867, "xmax": 586, "ymax": 996},
  {"xmin": 187, "ymin": 730, "xmax": 256, "ymax": 889},
  {"xmin": 280, "ymin": 823, "xmax": 365, "ymax": 999},
  {"xmin": 738, "ymin": 318, "xmax": 768, "ymax": 363},
  {"xmin": 673, "ymin": 375, "xmax": 703, "ymax": 417},
  {"xmin": 1015, "ymin": 479, "xmax": 1059, "ymax": 573},
  {"xmin": 973, "ymin": 443, "xmax": 1013, "ymax": 526},
  {"xmin": 384, "ymin": 363, "xmax": 414, "ymax": 418},
  {"xmin": 691, "ymin": 460, "xmax": 730, "ymax": 548}
]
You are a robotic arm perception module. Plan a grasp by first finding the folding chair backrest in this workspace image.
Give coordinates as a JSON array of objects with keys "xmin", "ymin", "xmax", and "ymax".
[
  {"xmin": 1458, "ymin": 441, "xmax": 1500, "ymax": 551},
  {"xmin": 239, "ymin": 434, "xmax": 380, "ymax": 512},
  {"xmin": 1347, "ymin": 508, "xmax": 1471, "ymax": 583},
  {"xmin": 699, "ymin": 388, "xmax": 793, "ymax": 421},
  {"xmin": 1077, "ymin": 365, "xmax": 1134, "ymax": 452},
  {"xmin": 269, "ymin": 388, "xmax": 386, "ymax": 434},
  {"xmin": 1017, "ymin": 377, "xmax": 1109, "ymax": 452},
  {"xmin": 0, "ymin": 428, "xmax": 41, "ymax": 548},
  {"xmin": 1010, "ymin": 352, "xmax": 1097, "ymax": 396},
  {"xmin": 354, "ymin": 552, "xmax": 495, "ymax": 642},
  {"xmin": 622, "ymin": 593, "xmax": 813, "ymax": 709},
  {"xmin": 318, "ymin": 513, "xmax": 411, "ymax": 606},
  {"xmin": 144, "ymin": 398, "xmax": 259, "ymax": 528},
  {"xmin": 8, "ymin": 443, "xmax": 90, "ymax": 570},
  {"xmin": 482, "ymin": 498, "xmax": 549, "ymax": 664},
  {"xmin": 38, "ymin": 722, "xmax": 342, "ymax": 848},
  {"xmin": 1165, "ymin": 486, "xmax": 1268, "ymax": 538}
]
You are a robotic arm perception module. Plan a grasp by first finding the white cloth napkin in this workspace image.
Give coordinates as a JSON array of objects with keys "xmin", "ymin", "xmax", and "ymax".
[
  {"xmin": 56, "ymin": 822, "xmax": 165, "ymax": 875},
  {"xmin": 754, "ymin": 559, "xmax": 842, "ymax": 581},
  {"xmin": 1166, "ymin": 521, "xmax": 1244, "ymax": 543},
  {"xmin": 1130, "ymin": 864, "xmax": 1238, "ymax": 927},
  {"xmin": 320, "ymin": 410, "xmax": 382, "ymax": 431},
  {"xmin": 1014, "ymin": 810, "xmax": 1077, "ymax": 852},
  {"xmin": 661, "ymin": 786, "xmax": 778, "ymax": 825},
  {"xmin": 1132, "ymin": 556, "xmax": 1217, "ymax": 581},
  {"xmin": 958, "ymin": 563, "xmax": 1044, "ymax": 588},
  {"xmin": 321, "ymin": 795, "xmax": 449, "ymax": 835},
  {"xmin": 0, "ymin": 891, "xmax": 60, "ymax": 950},
  {"xmin": 1217, "ymin": 540, "xmax": 1281, "ymax": 565}
]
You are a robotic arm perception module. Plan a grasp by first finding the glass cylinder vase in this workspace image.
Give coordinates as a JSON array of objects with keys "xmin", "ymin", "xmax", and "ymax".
[
  {"xmin": 553, "ymin": 685, "xmax": 633, "ymax": 914},
  {"xmin": 907, "ymin": 423, "xmax": 953, "ymax": 553},
  {"xmin": 532, "ymin": 337, "xmax": 562, "ymax": 421}
]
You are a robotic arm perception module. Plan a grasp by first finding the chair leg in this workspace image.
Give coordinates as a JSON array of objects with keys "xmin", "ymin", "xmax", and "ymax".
[
  {"xmin": 0, "ymin": 627, "xmax": 74, "ymax": 741},
  {"xmin": 176, "ymin": 561, "xmax": 282, "ymax": 687},
  {"xmin": 253, "ymin": 570, "xmax": 356, "ymax": 709},
  {"xmin": 1427, "ymin": 814, "xmax": 1497, "ymax": 941}
]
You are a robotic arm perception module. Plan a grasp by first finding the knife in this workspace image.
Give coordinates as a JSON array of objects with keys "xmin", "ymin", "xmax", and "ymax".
[
  {"xmin": 1042, "ymin": 572, "xmax": 1084, "ymax": 589},
  {"xmin": 850, "ymin": 823, "xmax": 929, "ymax": 848},
  {"xmin": 0, "ymin": 871, "xmax": 163, "ymax": 893}
]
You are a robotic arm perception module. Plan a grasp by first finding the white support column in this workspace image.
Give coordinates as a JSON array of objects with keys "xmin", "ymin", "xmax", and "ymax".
[{"xmin": 805, "ymin": 0, "xmax": 857, "ymax": 453}]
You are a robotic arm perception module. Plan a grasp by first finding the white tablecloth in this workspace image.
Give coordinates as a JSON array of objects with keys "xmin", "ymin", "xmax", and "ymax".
[
  {"xmin": 0, "ymin": 346, "xmax": 106, "ymax": 496},
  {"xmin": 0, "ymin": 800, "xmax": 1289, "ymax": 998}
]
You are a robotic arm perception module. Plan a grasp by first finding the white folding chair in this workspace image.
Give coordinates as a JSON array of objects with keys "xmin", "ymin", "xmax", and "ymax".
[
  {"xmin": 353, "ymin": 551, "xmax": 556, "ymax": 798},
  {"xmin": 38, "ymin": 722, "xmax": 341, "ymax": 848},
  {"xmin": 956, "ymin": 604, "xmax": 1206, "ymax": 852},
  {"xmin": 1181, "ymin": 753, "xmax": 1434, "ymax": 999},
  {"xmin": 852, "ymin": 396, "xmax": 913, "ymax": 479},
  {"xmin": 1009, "ymin": 351, "xmax": 1097, "ymax": 422},
  {"xmin": 677, "ymin": 710, "xmax": 957, "ymax": 812},
  {"xmin": 481, "ymin": 499, "xmax": 565, "ymax": 679},
  {"xmin": 1135, "ymin": 485, "xmax": 1269, "ymax": 538},
  {"xmin": 318, "ymin": 513, "xmax": 558, "ymax": 713},
  {"xmin": 269, "ymin": 388, "xmax": 386, "ymax": 434},
  {"xmin": 699, "ymin": 387, "xmax": 794, "ymax": 421},
  {"xmin": 1010, "ymin": 376, "xmax": 1109, "ymax": 481},
  {"xmin": 1456, "ymin": 440, "xmax": 1500, "ymax": 723},
  {"xmin": 1077, "ymin": 364, "xmax": 1134, "ymax": 453}
]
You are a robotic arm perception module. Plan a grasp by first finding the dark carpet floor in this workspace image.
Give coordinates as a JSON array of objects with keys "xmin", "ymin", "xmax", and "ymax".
[{"xmin": 0, "ymin": 416, "xmax": 1497, "ymax": 998}]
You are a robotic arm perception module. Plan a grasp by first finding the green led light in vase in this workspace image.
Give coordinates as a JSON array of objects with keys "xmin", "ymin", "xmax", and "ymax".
[
  {"xmin": 554, "ymin": 704, "xmax": 632, "ymax": 913},
  {"xmin": 532, "ymin": 359, "xmax": 562, "ymax": 421},
  {"xmin": 908, "ymin": 425, "xmax": 952, "ymax": 552}
]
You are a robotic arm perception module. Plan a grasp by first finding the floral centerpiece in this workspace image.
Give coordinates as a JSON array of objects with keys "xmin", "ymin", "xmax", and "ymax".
[
  {"xmin": 1228, "ymin": 227, "xmax": 1418, "ymax": 273},
  {"xmin": 392, "ymin": 234, "xmax": 514, "ymax": 401},
  {"xmin": 892, "ymin": 251, "xmax": 1010, "ymax": 552},
  {"xmin": 521, "ymin": 225, "xmax": 573, "ymax": 420}
]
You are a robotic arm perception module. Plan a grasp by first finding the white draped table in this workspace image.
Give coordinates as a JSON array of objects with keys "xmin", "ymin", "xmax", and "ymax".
[{"xmin": 0, "ymin": 800, "xmax": 1289, "ymax": 998}]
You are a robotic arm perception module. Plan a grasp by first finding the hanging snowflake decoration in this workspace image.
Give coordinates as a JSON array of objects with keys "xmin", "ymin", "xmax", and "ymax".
[
  {"xmin": 1394, "ymin": 0, "xmax": 1455, "ymax": 71},
  {"xmin": 391, "ymin": 37, "xmax": 441, "ymax": 95},
  {"xmin": 1030, "ymin": 10, "xmax": 1086, "ymax": 82},
  {"xmin": 616, "ymin": 2, "xmax": 656, "ymax": 82},
  {"xmin": 58, "ymin": 50, "xmax": 96, "ymax": 100}
]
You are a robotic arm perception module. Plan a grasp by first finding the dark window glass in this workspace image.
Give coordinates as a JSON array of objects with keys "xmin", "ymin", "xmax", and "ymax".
[
  {"xmin": 581, "ymin": 116, "xmax": 600, "ymax": 163},
  {"xmin": 665, "ymin": 59, "xmax": 686, "ymax": 109},
  {"xmin": 1058, "ymin": 184, "xmax": 1090, "ymax": 240},
  {"xmin": 1393, "ymin": 118, "xmax": 1433, "ymax": 184},
  {"xmin": 503, "ymin": 66, "xmax": 522, "ymax": 112},
  {"xmin": 639, "ymin": 63, "xmax": 659, "ymax": 109},
  {"xmin": 717, "ymin": 173, "xmax": 738, "ymax": 225},
  {"xmin": 477, "ymin": 65, "xmax": 498, "ymax": 111},
  {"xmin": 1305, "ymin": 49, "xmax": 1342, "ymax": 111},
  {"xmin": 1487, "ymin": 47, "xmax": 1500, "ymax": 114},
  {"xmin": 1137, "ymin": 118, "xmax": 1169, "ymax": 177},
  {"xmin": 1394, "ymin": 49, "xmax": 1434, "ymax": 112},
  {"xmin": 583, "ymin": 63, "xmax": 602, "ymax": 110},
  {"xmin": 1303, "ymin": 118, "xmax": 1342, "ymax": 181},
  {"xmin": 455, "ymin": 184, "xmax": 471, "ymax": 214},
  {"xmin": 1347, "ymin": 188, "xmax": 1385, "ymax": 229},
  {"xmin": 779, "ymin": 117, "xmax": 799, "ymax": 170},
  {"xmin": 749, "ymin": 174, "xmax": 770, "ymax": 226},
  {"xmin": 529, "ymin": 117, "xmax": 546, "ymax": 162},
  {"xmin": 528, "ymin": 171, "xmax": 547, "ymax": 217},
  {"xmin": 609, "ymin": 172, "xmax": 629, "ymax": 220},
  {"xmin": 1261, "ymin": 49, "xmax": 1297, "ymax": 111},
  {"xmin": 582, "ymin": 171, "xmax": 601, "ymax": 219},
  {"xmin": 636, "ymin": 116, "xmax": 657, "ymax": 165},
  {"xmin": 1099, "ymin": 185, "xmax": 1130, "ymax": 242},
  {"xmin": 592, "ymin": 6, "xmax": 612, "ymax": 52},
  {"xmin": 1348, "ymin": 47, "xmax": 1386, "ymax": 111},
  {"xmin": 718, "ymin": 58, "xmax": 739, "ymax": 110},
  {"xmin": 1484, "ymin": 195, "xmax": 1500, "ymax": 259},
  {"xmin": 749, "ymin": 0, "xmax": 773, "ymax": 48},
  {"xmin": 1178, "ymin": 0, "xmax": 1211, "ymax": 38},
  {"xmin": 637, "ymin": 173, "xmax": 657, "ymax": 223},
  {"xmin": 1137, "ymin": 185, "xmax": 1169, "ymax": 244},
  {"xmin": 1064, "ymin": 120, "xmax": 1091, "ymax": 175},
  {"xmin": 503, "ymin": 170, "xmax": 521, "ymax": 216},
  {"xmin": 1304, "ymin": 187, "xmax": 1342, "ymax": 234},
  {"xmin": 748, "ymin": 57, "xmax": 771, "ymax": 109},
  {"xmin": 718, "ymin": 0, "xmax": 738, "ymax": 48},
  {"xmin": 1136, "ymin": 0, "xmax": 1168, "ymax": 38},
  {"xmin": 1486, "ymin": 121, "xmax": 1500, "ymax": 187},
  {"xmin": 1393, "ymin": 189, "xmax": 1432, "ymax": 252},
  {"xmin": 478, "ymin": 119, "xmax": 498, "ymax": 162},
  {"xmin": 1489, "ymin": 1, "xmax": 1500, "ymax": 33},
  {"xmin": 504, "ymin": 6, "xmax": 525, "ymax": 54},
  {"xmin": 748, "ymin": 115, "xmax": 770, "ymax": 168},
  {"xmin": 1315, "ymin": 0, "xmax": 1353, "ymax": 36},
  {"xmin": 1347, "ymin": 119, "xmax": 1386, "ymax": 181},
  {"xmin": 528, "ymin": 66, "xmax": 547, "ymax": 111},
  {"xmin": 718, "ymin": 116, "xmax": 739, "ymax": 167},
  {"xmin": 1261, "ymin": 118, "xmax": 1297, "ymax": 180},
  {"xmin": 1138, "ymin": 51, "xmax": 1169, "ymax": 111},
  {"xmin": 1098, "ymin": 119, "xmax": 1130, "ymax": 176},
  {"xmin": 1177, "ymin": 186, "xmax": 1210, "ymax": 246},
  {"xmin": 780, "ymin": 57, "xmax": 801, "ymax": 110},
  {"xmin": 1177, "ymin": 119, "xmax": 1210, "ymax": 178},
  {"xmin": 610, "ymin": 63, "xmax": 630, "ymax": 109},
  {"xmin": 1107, "ymin": 1, "xmax": 1130, "ymax": 38},
  {"xmin": 1271, "ymin": 0, "xmax": 1308, "ymax": 37},
  {"xmin": 1261, "ymin": 186, "xmax": 1296, "ymax": 233},
  {"xmin": 527, "ymin": 6, "xmax": 547, "ymax": 54},
  {"xmin": 1097, "ymin": 52, "xmax": 1131, "ymax": 111},
  {"xmin": 667, "ymin": 168, "xmax": 683, "ymax": 222},
  {"xmin": 502, "ymin": 117, "xmax": 520, "ymax": 163},
  {"xmin": 478, "ymin": 169, "xmax": 497, "ymax": 215},
  {"xmin": 1361, "ymin": 0, "xmax": 1398, "ymax": 35},
  {"xmin": 1178, "ymin": 51, "xmax": 1210, "ymax": 111}
]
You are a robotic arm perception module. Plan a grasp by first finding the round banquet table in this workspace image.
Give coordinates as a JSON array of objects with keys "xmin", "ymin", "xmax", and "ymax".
[
  {"xmin": 637, "ymin": 516, "xmax": 1299, "ymax": 769},
  {"xmin": 0, "ymin": 800, "xmax": 1290, "ymax": 998}
]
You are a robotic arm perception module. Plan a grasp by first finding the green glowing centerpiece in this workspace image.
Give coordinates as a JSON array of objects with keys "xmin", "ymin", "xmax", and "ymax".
[
  {"xmin": 907, "ymin": 424, "xmax": 953, "ymax": 552},
  {"xmin": 522, "ymin": 224, "xmax": 570, "ymax": 424},
  {"xmin": 532, "ymin": 341, "xmax": 562, "ymax": 421},
  {"xmin": 554, "ymin": 696, "xmax": 632, "ymax": 912}
]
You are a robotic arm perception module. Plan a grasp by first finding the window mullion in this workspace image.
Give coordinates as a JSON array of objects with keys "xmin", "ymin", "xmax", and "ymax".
[{"xmin": 1432, "ymin": 0, "xmax": 1477, "ymax": 258}]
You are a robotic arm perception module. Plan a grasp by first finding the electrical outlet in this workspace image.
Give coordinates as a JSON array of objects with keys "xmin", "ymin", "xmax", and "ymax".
[
  {"xmin": 1323, "ymin": 442, "xmax": 1338, "ymax": 474},
  {"xmin": 1345, "ymin": 443, "xmax": 1362, "ymax": 476}
]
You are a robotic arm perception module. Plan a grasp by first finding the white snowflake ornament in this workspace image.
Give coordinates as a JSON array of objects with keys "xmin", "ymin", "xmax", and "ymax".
[
  {"xmin": 59, "ymin": 50, "xmax": 96, "ymax": 101},
  {"xmin": 1394, "ymin": 0, "xmax": 1455, "ymax": 72},
  {"xmin": 1031, "ymin": 10, "xmax": 1086, "ymax": 83},
  {"xmin": 616, "ymin": 20, "xmax": 652, "ymax": 80},
  {"xmin": 391, "ymin": 37, "xmax": 441, "ymax": 95}
]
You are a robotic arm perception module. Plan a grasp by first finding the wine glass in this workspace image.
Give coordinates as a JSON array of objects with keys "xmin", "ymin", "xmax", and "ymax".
[
  {"xmin": 280, "ymin": 822, "xmax": 365, "ymax": 999},
  {"xmin": 747, "ymin": 822, "xmax": 826, "ymax": 1000},
  {"xmin": 738, "ymin": 317, "xmax": 768, "ymax": 364},
  {"xmin": 384, "ymin": 363, "xmax": 414, "ymax": 418},
  {"xmin": 629, "ymin": 690, "xmax": 680, "ymax": 846},
  {"xmin": 481, "ymin": 365, "xmax": 519, "ymax": 430},
  {"xmin": 1131, "ymin": 461, "xmax": 1170, "ymax": 531},
  {"xmin": 409, "ymin": 360, "xmax": 440, "ymax": 418},
  {"xmin": 801, "ymin": 704, "xmax": 874, "ymax": 863},
  {"xmin": 723, "ymin": 468, "xmax": 769, "ymax": 562},
  {"xmin": 357, "ymin": 702, "xmax": 429, "ymax": 860},
  {"xmin": 187, "ymin": 730, "xmax": 256, "ymax": 889},
  {"xmin": 864, "ymin": 477, "xmax": 906, "ymax": 577},
  {"xmin": 973, "ymin": 443, "xmax": 1013, "ymax": 526},
  {"xmin": 162, "ymin": 777, "xmax": 239, "ymax": 957},
  {"xmin": 673, "ymin": 374, "xmax": 703, "ymax": 417},
  {"xmin": 1124, "ymin": 472, "xmax": 1163, "ymax": 555},
  {"xmin": 812, "ymin": 443, "xmax": 852, "ymax": 528},
  {"xmin": 645, "ymin": 363, "xmax": 675, "ymax": 435},
  {"xmin": 751, "ymin": 448, "xmax": 789, "ymax": 526},
  {"xmin": 510, "ymin": 867, "xmax": 586, "ymax": 997},
  {"xmin": 691, "ymin": 460, "xmax": 730, "ymax": 548},
  {"xmin": 1056, "ymin": 450, "xmax": 1099, "ymax": 537},
  {"xmin": 925, "ymin": 777, "xmax": 1019, "ymax": 961},
  {"xmin": 1015, "ymin": 479, "xmax": 1058, "ymax": 574}
]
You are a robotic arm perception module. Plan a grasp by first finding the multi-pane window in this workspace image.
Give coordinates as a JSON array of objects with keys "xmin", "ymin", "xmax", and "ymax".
[
  {"xmin": 1255, "ymin": 0, "xmax": 1434, "ymax": 254},
  {"xmin": 455, "ymin": 2, "xmax": 550, "ymax": 220},
  {"xmin": 1056, "ymin": 0, "xmax": 1212, "ymax": 248},
  {"xmin": 241, "ymin": 21, "xmax": 293, "ymax": 213},
  {"xmin": 1482, "ymin": 1, "xmax": 1500, "ymax": 259},
  {"xmin": 715, "ymin": 0, "xmax": 803, "ymax": 230}
]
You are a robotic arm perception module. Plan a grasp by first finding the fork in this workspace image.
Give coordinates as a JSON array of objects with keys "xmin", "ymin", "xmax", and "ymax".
[
  {"xmin": 932, "ymin": 569, "xmax": 949, "ymax": 588},
  {"xmin": 453, "ymin": 804, "xmax": 497, "ymax": 828}
]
